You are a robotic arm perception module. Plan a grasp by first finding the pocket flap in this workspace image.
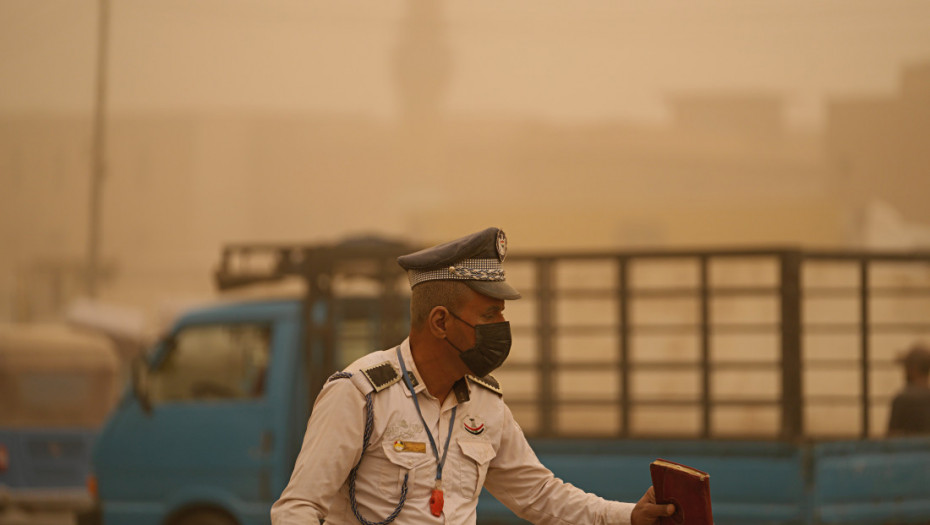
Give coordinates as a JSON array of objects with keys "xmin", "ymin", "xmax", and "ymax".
[
  {"xmin": 381, "ymin": 440, "xmax": 432, "ymax": 470},
  {"xmin": 457, "ymin": 440, "xmax": 496, "ymax": 465}
]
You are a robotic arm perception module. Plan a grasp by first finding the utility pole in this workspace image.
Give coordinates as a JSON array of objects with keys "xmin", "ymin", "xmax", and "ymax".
[{"xmin": 87, "ymin": 0, "xmax": 110, "ymax": 297}]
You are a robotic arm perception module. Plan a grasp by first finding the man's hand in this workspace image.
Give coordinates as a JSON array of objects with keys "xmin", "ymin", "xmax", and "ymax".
[{"xmin": 630, "ymin": 486, "xmax": 675, "ymax": 525}]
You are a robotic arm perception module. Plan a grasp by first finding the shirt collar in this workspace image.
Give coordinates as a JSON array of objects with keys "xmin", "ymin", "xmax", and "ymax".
[
  {"xmin": 398, "ymin": 338, "xmax": 427, "ymax": 397},
  {"xmin": 399, "ymin": 338, "xmax": 471, "ymax": 404},
  {"xmin": 452, "ymin": 377, "xmax": 471, "ymax": 403}
]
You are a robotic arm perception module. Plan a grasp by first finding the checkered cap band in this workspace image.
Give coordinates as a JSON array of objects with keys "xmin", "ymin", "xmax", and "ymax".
[{"xmin": 407, "ymin": 258, "xmax": 506, "ymax": 287}]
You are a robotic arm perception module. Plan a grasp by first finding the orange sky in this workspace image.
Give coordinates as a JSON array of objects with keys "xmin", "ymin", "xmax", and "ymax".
[{"xmin": 2, "ymin": 0, "xmax": 930, "ymax": 127}]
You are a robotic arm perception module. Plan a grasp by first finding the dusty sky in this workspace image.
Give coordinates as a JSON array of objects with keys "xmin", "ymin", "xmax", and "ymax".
[{"xmin": 3, "ymin": 0, "xmax": 930, "ymax": 127}]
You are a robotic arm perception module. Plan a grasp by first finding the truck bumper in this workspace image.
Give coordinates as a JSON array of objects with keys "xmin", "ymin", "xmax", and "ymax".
[{"xmin": 0, "ymin": 486, "xmax": 93, "ymax": 513}]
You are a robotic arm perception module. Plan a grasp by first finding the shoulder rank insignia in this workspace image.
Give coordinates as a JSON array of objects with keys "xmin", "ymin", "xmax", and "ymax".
[
  {"xmin": 361, "ymin": 361, "xmax": 401, "ymax": 392},
  {"xmin": 327, "ymin": 371, "xmax": 353, "ymax": 382},
  {"xmin": 466, "ymin": 374, "xmax": 503, "ymax": 396}
]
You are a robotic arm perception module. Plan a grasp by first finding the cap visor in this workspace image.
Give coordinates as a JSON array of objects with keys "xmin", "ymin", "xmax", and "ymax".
[{"xmin": 465, "ymin": 280, "xmax": 522, "ymax": 300}]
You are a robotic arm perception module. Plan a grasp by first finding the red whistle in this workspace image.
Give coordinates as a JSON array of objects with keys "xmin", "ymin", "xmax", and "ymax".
[{"xmin": 429, "ymin": 488, "xmax": 444, "ymax": 516}]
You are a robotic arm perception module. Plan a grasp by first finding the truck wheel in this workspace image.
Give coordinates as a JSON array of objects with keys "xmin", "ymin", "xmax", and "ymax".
[{"xmin": 172, "ymin": 509, "xmax": 238, "ymax": 525}]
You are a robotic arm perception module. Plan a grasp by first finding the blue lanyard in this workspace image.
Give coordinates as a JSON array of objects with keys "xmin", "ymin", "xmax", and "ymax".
[{"xmin": 396, "ymin": 347, "xmax": 457, "ymax": 485}]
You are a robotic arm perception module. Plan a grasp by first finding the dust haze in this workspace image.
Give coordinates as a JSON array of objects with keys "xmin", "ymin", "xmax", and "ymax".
[{"xmin": 2, "ymin": 0, "xmax": 930, "ymax": 323}]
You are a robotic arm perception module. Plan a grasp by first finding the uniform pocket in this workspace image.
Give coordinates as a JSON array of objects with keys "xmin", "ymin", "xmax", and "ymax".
[
  {"xmin": 456, "ymin": 440, "xmax": 497, "ymax": 500},
  {"xmin": 379, "ymin": 440, "xmax": 432, "ymax": 493}
]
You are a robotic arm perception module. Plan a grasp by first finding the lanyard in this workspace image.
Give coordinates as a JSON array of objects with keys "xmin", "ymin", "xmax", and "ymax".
[{"xmin": 396, "ymin": 347, "xmax": 457, "ymax": 516}]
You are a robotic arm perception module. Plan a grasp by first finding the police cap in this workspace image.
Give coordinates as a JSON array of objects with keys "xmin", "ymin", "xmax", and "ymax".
[{"xmin": 397, "ymin": 227, "xmax": 521, "ymax": 300}]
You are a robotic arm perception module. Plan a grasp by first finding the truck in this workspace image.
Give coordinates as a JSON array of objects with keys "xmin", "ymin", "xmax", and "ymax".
[
  {"xmin": 85, "ymin": 237, "xmax": 930, "ymax": 525},
  {"xmin": 0, "ymin": 324, "xmax": 120, "ymax": 519}
]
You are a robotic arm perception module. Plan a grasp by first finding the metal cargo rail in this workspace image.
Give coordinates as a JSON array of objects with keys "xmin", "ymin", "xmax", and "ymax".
[
  {"xmin": 216, "ymin": 240, "xmax": 930, "ymax": 441},
  {"xmin": 499, "ymin": 248, "xmax": 930, "ymax": 441}
]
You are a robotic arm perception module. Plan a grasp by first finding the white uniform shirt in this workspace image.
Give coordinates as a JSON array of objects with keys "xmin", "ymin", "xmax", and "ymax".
[{"xmin": 271, "ymin": 339, "xmax": 634, "ymax": 525}]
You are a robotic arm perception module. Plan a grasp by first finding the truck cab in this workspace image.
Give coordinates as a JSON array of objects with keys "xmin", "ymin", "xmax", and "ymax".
[{"xmin": 88, "ymin": 238, "xmax": 414, "ymax": 525}]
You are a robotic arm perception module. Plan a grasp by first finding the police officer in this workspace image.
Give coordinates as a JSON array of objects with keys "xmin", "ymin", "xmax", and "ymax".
[{"xmin": 271, "ymin": 227, "xmax": 675, "ymax": 525}]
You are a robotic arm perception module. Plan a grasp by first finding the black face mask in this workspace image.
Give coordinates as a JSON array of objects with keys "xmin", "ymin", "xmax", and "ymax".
[{"xmin": 445, "ymin": 310, "xmax": 512, "ymax": 378}]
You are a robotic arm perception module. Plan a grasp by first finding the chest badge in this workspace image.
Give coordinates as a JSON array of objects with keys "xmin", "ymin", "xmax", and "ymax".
[
  {"xmin": 463, "ymin": 415, "xmax": 486, "ymax": 435},
  {"xmin": 393, "ymin": 440, "xmax": 426, "ymax": 453}
]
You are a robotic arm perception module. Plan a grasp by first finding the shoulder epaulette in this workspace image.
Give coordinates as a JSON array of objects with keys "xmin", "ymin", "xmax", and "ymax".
[
  {"xmin": 328, "ymin": 371, "xmax": 353, "ymax": 382},
  {"xmin": 467, "ymin": 374, "xmax": 503, "ymax": 396},
  {"xmin": 361, "ymin": 361, "xmax": 401, "ymax": 392}
]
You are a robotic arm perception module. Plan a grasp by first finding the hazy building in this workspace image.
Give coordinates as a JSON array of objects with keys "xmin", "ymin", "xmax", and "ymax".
[{"xmin": 826, "ymin": 60, "xmax": 930, "ymax": 239}]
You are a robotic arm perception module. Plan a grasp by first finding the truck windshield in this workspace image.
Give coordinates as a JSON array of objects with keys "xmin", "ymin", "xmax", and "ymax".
[
  {"xmin": 0, "ymin": 325, "xmax": 119, "ymax": 428},
  {"xmin": 2, "ymin": 372, "xmax": 115, "ymax": 428},
  {"xmin": 149, "ymin": 322, "xmax": 271, "ymax": 403}
]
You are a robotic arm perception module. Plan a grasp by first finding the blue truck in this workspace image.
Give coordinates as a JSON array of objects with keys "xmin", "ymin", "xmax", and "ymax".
[{"xmin": 85, "ymin": 239, "xmax": 930, "ymax": 524}]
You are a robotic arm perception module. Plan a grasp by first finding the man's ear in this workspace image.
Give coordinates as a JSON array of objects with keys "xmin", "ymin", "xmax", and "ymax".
[{"xmin": 428, "ymin": 306, "xmax": 449, "ymax": 339}]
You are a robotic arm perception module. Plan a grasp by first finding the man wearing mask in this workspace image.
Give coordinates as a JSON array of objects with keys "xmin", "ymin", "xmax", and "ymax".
[{"xmin": 272, "ymin": 227, "xmax": 674, "ymax": 525}]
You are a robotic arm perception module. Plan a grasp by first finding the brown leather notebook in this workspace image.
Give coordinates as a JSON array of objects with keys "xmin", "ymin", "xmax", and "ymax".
[{"xmin": 649, "ymin": 458, "xmax": 713, "ymax": 525}]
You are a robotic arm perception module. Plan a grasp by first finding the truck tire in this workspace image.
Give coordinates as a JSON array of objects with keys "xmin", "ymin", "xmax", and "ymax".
[{"xmin": 171, "ymin": 509, "xmax": 238, "ymax": 525}]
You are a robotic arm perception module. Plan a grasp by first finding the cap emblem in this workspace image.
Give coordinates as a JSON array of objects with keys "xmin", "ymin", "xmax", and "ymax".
[{"xmin": 496, "ymin": 230, "xmax": 507, "ymax": 261}]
